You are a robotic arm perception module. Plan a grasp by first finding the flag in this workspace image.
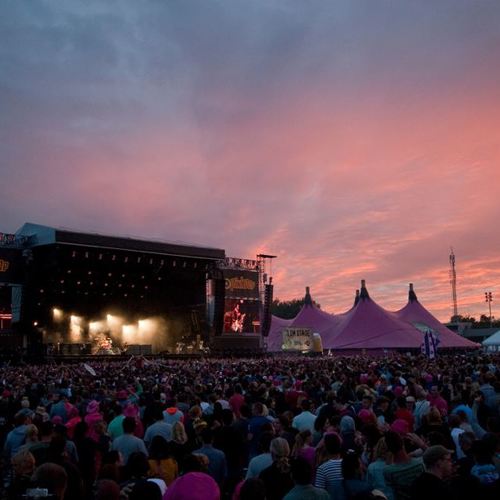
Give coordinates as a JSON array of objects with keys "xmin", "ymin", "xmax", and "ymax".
[{"xmin": 421, "ymin": 330, "xmax": 439, "ymax": 359}]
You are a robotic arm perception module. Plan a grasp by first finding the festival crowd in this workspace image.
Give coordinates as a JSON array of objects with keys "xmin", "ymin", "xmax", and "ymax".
[{"xmin": 0, "ymin": 352, "xmax": 499, "ymax": 499}]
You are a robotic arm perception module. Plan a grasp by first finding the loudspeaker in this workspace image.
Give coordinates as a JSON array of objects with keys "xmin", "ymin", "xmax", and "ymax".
[
  {"xmin": 261, "ymin": 283, "xmax": 273, "ymax": 337},
  {"xmin": 213, "ymin": 278, "xmax": 225, "ymax": 336}
]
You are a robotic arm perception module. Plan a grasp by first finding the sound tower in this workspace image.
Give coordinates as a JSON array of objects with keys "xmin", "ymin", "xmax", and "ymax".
[
  {"xmin": 213, "ymin": 277, "xmax": 225, "ymax": 336},
  {"xmin": 261, "ymin": 282, "xmax": 273, "ymax": 337}
]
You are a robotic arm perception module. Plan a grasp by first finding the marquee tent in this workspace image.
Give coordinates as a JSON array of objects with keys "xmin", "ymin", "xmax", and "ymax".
[
  {"xmin": 393, "ymin": 284, "xmax": 478, "ymax": 348},
  {"xmin": 267, "ymin": 281, "xmax": 480, "ymax": 352},
  {"xmin": 319, "ymin": 281, "xmax": 425, "ymax": 350},
  {"xmin": 266, "ymin": 287, "xmax": 335, "ymax": 351},
  {"xmin": 482, "ymin": 330, "xmax": 500, "ymax": 352}
]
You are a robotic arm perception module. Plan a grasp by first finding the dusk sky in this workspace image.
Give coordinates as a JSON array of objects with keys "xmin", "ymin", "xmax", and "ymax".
[{"xmin": 2, "ymin": 1, "xmax": 500, "ymax": 321}]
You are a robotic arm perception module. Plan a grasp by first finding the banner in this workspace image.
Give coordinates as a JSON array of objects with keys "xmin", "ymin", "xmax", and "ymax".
[
  {"xmin": 282, "ymin": 327, "xmax": 313, "ymax": 351},
  {"xmin": 224, "ymin": 269, "xmax": 259, "ymax": 300}
]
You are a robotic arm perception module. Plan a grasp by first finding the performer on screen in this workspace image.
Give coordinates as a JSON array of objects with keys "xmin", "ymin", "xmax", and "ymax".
[{"xmin": 230, "ymin": 302, "xmax": 246, "ymax": 333}]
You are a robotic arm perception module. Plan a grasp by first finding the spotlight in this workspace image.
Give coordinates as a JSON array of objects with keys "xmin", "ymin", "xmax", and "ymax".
[{"xmin": 53, "ymin": 308, "xmax": 63, "ymax": 321}]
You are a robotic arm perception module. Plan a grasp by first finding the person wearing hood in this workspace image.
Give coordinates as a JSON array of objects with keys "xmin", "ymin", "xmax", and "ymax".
[
  {"xmin": 85, "ymin": 400, "xmax": 104, "ymax": 442},
  {"xmin": 163, "ymin": 399, "xmax": 184, "ymax": 426}
]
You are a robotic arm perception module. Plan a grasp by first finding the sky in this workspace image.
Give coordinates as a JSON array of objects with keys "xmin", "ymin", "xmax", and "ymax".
[{"xmin": 1, "ymin": 0, "xmax": 500, "ymax": 322}]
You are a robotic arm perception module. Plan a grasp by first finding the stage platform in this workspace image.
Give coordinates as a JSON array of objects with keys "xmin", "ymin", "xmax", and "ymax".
[{"xmin": 210, "ymin": 333, "xmax": 263, "ymax": 353}]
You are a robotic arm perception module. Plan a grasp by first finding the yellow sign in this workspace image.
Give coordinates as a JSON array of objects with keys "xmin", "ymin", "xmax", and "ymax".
[
  {"xmin": 225, "ymin": 276, "xmax": 256, "ymax": 291},
  {"xmin": 0, "ymin": 260, "xmax": 10, "ymax": 273},
  {"xmin": 282, "ymin": 327, "xmax": 313, "ymax": 351}
]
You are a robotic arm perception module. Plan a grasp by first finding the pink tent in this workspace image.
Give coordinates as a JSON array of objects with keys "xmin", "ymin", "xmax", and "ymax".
[
  {"xmin": 266, "ymin": 315, "xmax": 293, "ymax": 351},
  {"xmin": 393, "ymin": 284, "xmax": 478, "ymax": 348},
  {"xmin": 290, "ymin": 287, "xmax": 335, "ymax": 331},
  {"xmin": 266, "ymin": 281, "xmax": 479, "ymax": 352},
  {"xmin": 266, "ymin": 287, "xmax": 335, "ymax": 351},
  {"xmin": 320, "ymin": 281, "xmax": 425, "ymax": 350}
]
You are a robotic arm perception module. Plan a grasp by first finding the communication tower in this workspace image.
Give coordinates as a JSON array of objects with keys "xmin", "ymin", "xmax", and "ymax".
[{"xmin": 449, "ymin": 248, "xmax": 458, "ymax": 322}]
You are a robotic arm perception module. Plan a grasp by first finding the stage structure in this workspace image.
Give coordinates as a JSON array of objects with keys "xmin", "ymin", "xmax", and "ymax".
[
  {"xmin": 1, "ymin": 223, "xmax": 227, "ymax": 356},
  {"xmin": 207, "ymin": 254, "xmax": 276, "ymax": 353}
]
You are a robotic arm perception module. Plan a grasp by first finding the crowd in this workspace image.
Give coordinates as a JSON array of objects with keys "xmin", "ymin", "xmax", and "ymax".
[{"xmin": 0, "ymin": 352, "xmax": 499, "ymax": 499}]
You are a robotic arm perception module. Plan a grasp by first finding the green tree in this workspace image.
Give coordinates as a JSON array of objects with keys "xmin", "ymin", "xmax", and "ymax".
[{"xmin": 271, "ymin": 298, "xmax": 321, "ymax": 319}]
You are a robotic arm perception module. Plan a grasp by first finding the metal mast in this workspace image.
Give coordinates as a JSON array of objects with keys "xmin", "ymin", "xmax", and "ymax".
[{"xmin": 449, "ymin": 248, "xmax": 458, "ymax": 321}]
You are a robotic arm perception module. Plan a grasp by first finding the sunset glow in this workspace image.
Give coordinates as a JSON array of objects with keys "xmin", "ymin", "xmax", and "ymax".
[{"xmin": 2, "ymin": 1, "xmax": 500, "ymax": 322}]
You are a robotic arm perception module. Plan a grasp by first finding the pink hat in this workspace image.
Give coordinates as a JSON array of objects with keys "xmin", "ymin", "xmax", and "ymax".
[
  {"xmin": 86, "ymin": 400, "xmax": 100, "ymax": 414},
  {"xmin": 67, "ymin": 406, "xmax": 79, "ymax": 419},
  {"xmin": 116, "ymin": 390, "xmax": 128, "ymax": 400},
  {"xmin": 165, "ymin": 472, "xmax": 220, "ymax": 500},
  {"xmin": 51, "ymin": 415, "xmax": 63, "ymax": 425},
  {"xmin": 391, "ymin": 419, "xmax": 409, "ymax": 435},
  {"xmin": 358, "ymin": 409, "xmax": 375, "ymax": 424},
  {"xmin": 123, "ymin": 404, "xmax": 139, "ymax": 418},
  {"xmin": 394, "ymin": 386, "xmax": 404, "ymax": 397}
]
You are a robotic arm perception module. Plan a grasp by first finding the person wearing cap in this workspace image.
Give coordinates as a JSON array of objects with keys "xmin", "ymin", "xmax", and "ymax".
[
  {"xmin": 394, "ymin": 397, "xmax": 414, "ymax": 432},
  {"xmin": 411, "ymin": 445, "xmax": 454, "ymax": 500}
]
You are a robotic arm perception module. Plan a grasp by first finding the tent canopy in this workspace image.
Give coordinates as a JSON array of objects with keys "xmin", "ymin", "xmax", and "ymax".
[
  {"xmin": 482, "ymin": 330, "xmax": 500, "ymax": 346},
  {"xmin": 267, "ymin": 281, "xmax": 480, "ymax": 352}
]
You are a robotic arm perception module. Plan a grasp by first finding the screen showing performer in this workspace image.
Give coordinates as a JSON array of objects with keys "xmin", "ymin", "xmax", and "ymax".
[{"xmin": 223, "ymin": 299, "xmax": 259, "ymax": 334}]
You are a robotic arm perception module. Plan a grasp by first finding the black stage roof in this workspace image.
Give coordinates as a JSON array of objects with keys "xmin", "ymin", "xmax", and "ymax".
[{"xmin": 16, "ymin": 223, "xmax": 225, "ymax": 261}]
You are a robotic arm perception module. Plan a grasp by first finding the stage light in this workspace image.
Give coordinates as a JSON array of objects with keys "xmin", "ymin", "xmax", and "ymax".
[
  {"xmin": 89, "ymin": 321, "xmax": 104, "ymax": 334},
  {"xmin": 106, "ymin": 314, "xmax": 123, "ymax": 331},
  {"xmin": 122, "ymin": 324, "xmax": 137, "ymax": 343},
  {"xmin": 53, "ymin": 308, "xmax": 63, "ymax": 321},
  {"xmin": 70, "ymin": 315, "xmax": 83, "ymax": 325},
  {"xmin": 33, "ymin": 321, "xmax": 38, "ymax": 326}
]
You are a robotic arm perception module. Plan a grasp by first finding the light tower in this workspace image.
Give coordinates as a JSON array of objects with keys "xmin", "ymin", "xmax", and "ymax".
[
  {"xmin": 449, "ymin": 248, "xmax": 459, "ymax": 322},
  {"xmin": 485, "ymin": 291, "xmax": 493, "ymax": 327}
]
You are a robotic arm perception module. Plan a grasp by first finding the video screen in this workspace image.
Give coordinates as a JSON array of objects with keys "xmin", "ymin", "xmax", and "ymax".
[{"xmin": 223, "ymin": 299, "xmax": 260, "ymax": 334}]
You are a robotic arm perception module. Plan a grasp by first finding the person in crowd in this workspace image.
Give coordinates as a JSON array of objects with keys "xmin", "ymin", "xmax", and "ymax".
[
  {"xmin": 315, "ymin": 432, "xmax": 345, "ymax": 499},
  {"xmin": 411, "ymin": 445, "xmax": 454, "ymax": 500},
  {"xmin": 144, "ymin": 404, "xmax": 173, "ymax": 449},
  {"xmin": 291, "ymin": 429, "xmax": 316, "ymax": 468},
  {"xmin": 111, "ymin": 416, "xmax": 148, "ymax": 465},
  {"xmin": 147, "ymin": 435, "xmax": 178, "ymax": 486},
  {"xmin": 366, "ymin": 437, "xmax": 393, "ymax": 500},
  {"xmin": 283, "ymin": 457, "xmax": 329, "ymax": 500},
  {"xmin": 246, "ymin": 431, "xmax": 274, "ymax": 479},
  {"xmin": 382, "ymin": 430, "xmax": 424, "ymax": 500},
  {"xmin": 7, "ymin": 450, "xmax": 35, "ymax": 500},
  {"xmin": 4, "ymin": 409, "xmax": 33, "ymax": 459},
  {"xmin": 31, "ymin": 462, "xmax": 68, "ymax": 500},
  {"xmin": 292, "ymin": 399, "xmax": 317, "ymax": 432},
  {"xmin": 343, "ymin": 450, "xmax": 372, "ymax": 498},
  {"xmin": 193, "ymin": 427, "xmax": 227, "ymax": 487},
  {"xmin": 259, "ymin": 437, "xmax": 294, "ymax": 500}
]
